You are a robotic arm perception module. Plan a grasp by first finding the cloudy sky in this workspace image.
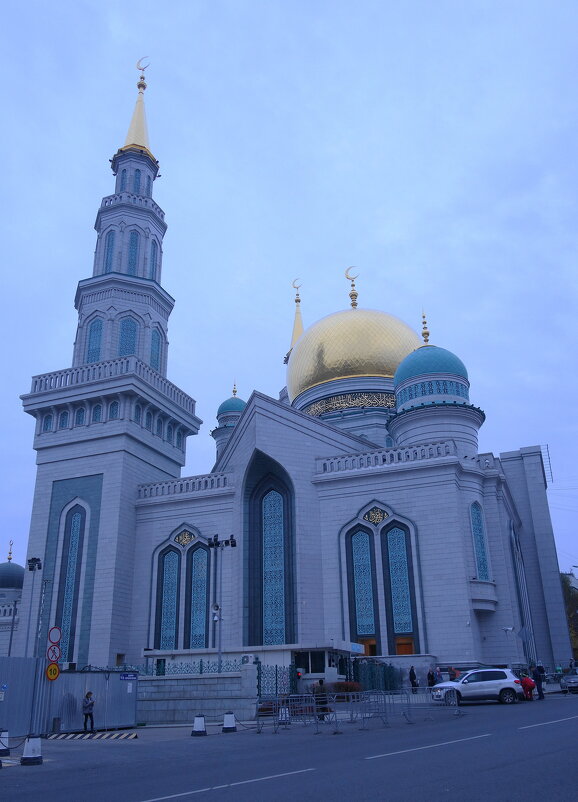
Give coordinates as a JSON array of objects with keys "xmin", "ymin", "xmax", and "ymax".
[{"xmin": 2, "ymin": 1, "xmax": 577, "ymax": 570}]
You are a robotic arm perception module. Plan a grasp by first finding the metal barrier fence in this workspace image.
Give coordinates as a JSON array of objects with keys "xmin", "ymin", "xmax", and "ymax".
[{"xmin": 255, "ymin": 687, "xmax": 461, "ymax": 734}]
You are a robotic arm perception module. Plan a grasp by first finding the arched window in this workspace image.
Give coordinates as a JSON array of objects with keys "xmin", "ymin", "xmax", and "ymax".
[
  {"xmin": 347, "ymin": 528, "xmax": 378, "ymax": 646},
  {"xmin": 58, "ymin": 411, "xmax": 69, "ymax": 429},
  {"xmin": 42, "ymin": 414, "xmax": 53, "ymax": 432},
  {"xmin": 146, "ymin": 175, "xmax": 152, "ymax": 197},
  {"xmin": 150, "ymin": 329, "xmax": 161, "ymax": 371},
  {"xmin": 92, "ymin": 404, "xmax": 102, "ymax": 423},
  {"xmin": 104, "ymin": 230, "xmax": 115, "ymax": 273},
  {"xmin": 86, "ymin": 318, "xmax": 103, "ymax": 363},
  {"xmin": 120, "ymin": 169, "xmax": 127, "ymax": 191},
  {"xmin": 134, "ymin": 404, "xmax": 142, "ymax": 424},
  {"xmin": 74, "ymin": 408, "xmax": 85, "ymax": 426},
  {"xmin": 176, "ymin": 430, "xmax": 183, "ymax": 449},
  {"xmin": 262, "ymin": 490, "xmax": 286, "ymax": 644},
  {"xmin": 155, "ymin": 548, "xmax": 180, "ymax": 650},
  {"xmin": 56, "ymin": 505, "xmax": 86, "ymax": 661},
  {"xmin": 134, "ymin": 169, "xmax": 141, "ymax": 195},
  {"xmin": 185, "ymin": 546, "xmax": 210, "ymax": 648},
  {"xmin": 470, "ymin": 502, "xmax": 490, "ymax": 581},
  {"xmin": 166, "ymin": 424, "xmax": 174, "ymax": 444},
  {"xmin": 109, "ymin": 401, "xmax": 119, "ymax": 420},
  {"xmin": 149, "ymin": 240, "xmax": 158, "ymax": 280},
  {"xmin": 127, "ymin": 231, "xmax": 139, "ymax": 275},
  {"xmin": 380, "ymin": 523, "xmax": 418, "ymax": 654},
  {"xmin": 118, "ymin": 317, "xmax": 138, "ymax": 357},
  {"xmin": 156, "ymin": 418, "xmax": 163, "ymax": 437},
  {"xmin": 145, "ymin": 411, "xmax": 153, "ymax": 430}
]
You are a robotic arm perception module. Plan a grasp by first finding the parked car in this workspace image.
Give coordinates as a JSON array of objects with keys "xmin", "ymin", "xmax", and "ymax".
[
  {"xmin": 431, "ymin": 668, "xmax": 523, "ymax": 705},
  {"xmin": 560, "ymin": 669, "xmax": 578, "ymax": 694}
]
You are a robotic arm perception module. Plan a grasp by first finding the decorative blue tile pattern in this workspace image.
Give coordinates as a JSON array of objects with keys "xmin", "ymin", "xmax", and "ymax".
[
  {"xmin": 128, "ymin": 231, "xmax": 139, "ymax": 275},
  {"xmin": 351, "ymin": 530, "xmax": 375, "ymax": 635},
  {"xmin": 120, "ymin": 169, "xmax": 127, "ymax": 191},
  {"xmin": 190, "ymin": 549, "xmax": 208, "ymax": 648},
  {"xmin": 134, "ymin": 169, "xmax": 141, "ymax": 195},
  {"xmin": 470, "ymin": 503, "xmax": 490, "ymax": 580},
  {"xmin": 104, "ymin": 230, "xmax": 115, "ymax": 273},
  {"xmin": 387, "ymin": 527, "xmax": 413, "ymax": 633},
  {"xmin": 60, "ymin": 511, "xmax": 82, "ymax": 661},
  {"xmin": 119, "ymin": 318, "xmax": 137, "ymax": 356},
  {"xmin": 262, "ymin": 489, "xmax": 285, "ymax": 645},
  {"xmin": 397, "ymin": 379, "xmax": 469, "ymax": 406},
  {"xmin": 86, "ymin": 318, "xmax": 103, "ymax": 363},
  {"xmin": 150, "ymin": 240, "xmax": 158, "ymax": 280},
  {"xmin": 151, "ymin": 329, "xmax": 161, "ymax": 371},
  {"xmin": 160, "ymin": 551, "xmax": 179, "ymax": 650}
]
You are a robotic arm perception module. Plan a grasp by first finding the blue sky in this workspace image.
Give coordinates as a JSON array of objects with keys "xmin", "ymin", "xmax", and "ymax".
[{"xmin": 2, "ymin": 0, "xmax": 577, "ymax": 569}]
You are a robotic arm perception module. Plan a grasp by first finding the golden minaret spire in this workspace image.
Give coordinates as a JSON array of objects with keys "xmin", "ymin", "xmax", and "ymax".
[
  {"xmin": 421, "ymin": 311, "xmax": 430, "ymax": 344},
  {"xmin": 122, "ymin": 58, "xmax": 153, "ymax": 157},
  {"xmin": 290, "ymin": 279, "xmax": 304, "ymax": 347},
  {"xmin": 345, "ymin": 267, "xmax": 359, "ymax": 308}
]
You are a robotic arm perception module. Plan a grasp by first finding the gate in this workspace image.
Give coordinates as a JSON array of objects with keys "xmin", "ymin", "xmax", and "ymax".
[{"xmin": 256, "ymin": 662, "xmax": 298, "ymax": 696}]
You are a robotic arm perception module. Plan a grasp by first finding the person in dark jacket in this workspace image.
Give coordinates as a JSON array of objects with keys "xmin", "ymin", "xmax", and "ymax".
[
  {"xmin": 409, "ymin": 666, "xmax": 418, "ymax": 693},
  {"xmin": 427, "ymin": 668, "xmax": 436, "ymax": 687},
  {"xmin": 531, "ymin": 665, "xmax": 545, "ymax": 700},
  {"xmin": 82, "ymin": 691, "xmax": 95, "ymax": 732}
]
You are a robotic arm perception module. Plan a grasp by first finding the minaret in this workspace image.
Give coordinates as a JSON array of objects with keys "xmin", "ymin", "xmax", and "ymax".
[{"xmin": 17, "ymin": 67, "xmax": 201, "ymax": 666}]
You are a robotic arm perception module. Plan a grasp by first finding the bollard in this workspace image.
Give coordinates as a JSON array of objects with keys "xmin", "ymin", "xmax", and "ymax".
[
  {"xmin": 0, "ymin": 730, "xmax": 9, "ymax": 757},
  {"xmin": 191, "ymin": 715, "xmax": 207, "ymax": 736},
  {"xmin": 222, "ymin": 711, "xmax": 237, "ymax": 733},
  {"xmin": 21, "ymin": 736, "xmax": 43, "ymax": 766}
]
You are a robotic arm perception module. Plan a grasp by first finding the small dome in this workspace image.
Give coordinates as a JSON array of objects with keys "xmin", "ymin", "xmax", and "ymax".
[
  {"xmin": 217, "ymin": 395, "xmax": 246, "ymax": 416},
  {"xmin": 287, "ymin": 308, "xmax": 421, "ymax": 402},
  {"xmin": 0, "ymin": 561, "xmax": 24, "ymax": 589},
  {"xmin": 394, "ymin": 345, "xmax": 468, "ymax": 386}
]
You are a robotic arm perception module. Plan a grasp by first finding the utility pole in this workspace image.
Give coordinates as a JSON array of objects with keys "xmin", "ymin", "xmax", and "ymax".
[{"xmin": 208, "ymin": 535, "xmax": 236, "ymax": 672}]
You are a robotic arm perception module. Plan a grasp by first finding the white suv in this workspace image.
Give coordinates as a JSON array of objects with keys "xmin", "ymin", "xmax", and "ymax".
[{"xmin": 431, "ymin": 668, "xmax": 523, "ymax": 705}]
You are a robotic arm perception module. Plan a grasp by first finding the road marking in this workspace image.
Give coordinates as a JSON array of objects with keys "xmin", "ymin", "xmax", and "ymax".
[
  {"xmin": 365, "ymin": 733, "xmax": 492, "ymax": 759},
  {"xmin": 138, "ymin": 769, "xmax": 316, "ymax": 801},
  {"xmin": 519, "ymin": 715, "xmax": 578, "ymax": 730}
]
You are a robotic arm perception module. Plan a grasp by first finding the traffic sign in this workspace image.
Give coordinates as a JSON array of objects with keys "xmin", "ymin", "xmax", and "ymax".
[
  {"xmin": 48, "ymin": 626, "xmax": 62, "ymax": 644},
  {"xmin": 47, "ymin": 644, "xmax": 61, "ymax": 662},
  {"xmin": 46, "ymin": 663, "xmax": 60, "ymax": 681},
  {"xmin": 120, "ymin": 672, "xmax": 138, "ymax": 681}
]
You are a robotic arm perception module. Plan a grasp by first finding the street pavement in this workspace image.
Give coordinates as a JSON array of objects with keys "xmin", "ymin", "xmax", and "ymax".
[{"xmin": 1, "ymin": 693, "xmax": 577, "ymax": 801}]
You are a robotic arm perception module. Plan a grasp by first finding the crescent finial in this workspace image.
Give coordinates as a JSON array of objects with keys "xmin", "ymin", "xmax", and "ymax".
[
  {"xmin": 136, "ymin": 57, "xmax": 150, "ymax": 72},
  {"xmin": 292, "ymin": 278, "xmax": 302, "ymax": 290},
  {"xmin": 345, "ymin": 266, "xmax": 359, "ymax": 281}
]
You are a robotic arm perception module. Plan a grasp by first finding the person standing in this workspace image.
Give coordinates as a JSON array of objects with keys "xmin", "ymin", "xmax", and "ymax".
[
  {"xmin": 531, "ymin": 665, "xmax": 545, "ymax": 700},
  {"xmin": 82, "ymin": 691, "xmax": 95, "ymax": 732},
  {"xmin": 427, "ymin": 668, "xmax": 436, "ymax": 687},
  {"xmin": 409, "ymin": 666, "xmax": 418, "ymax": 693}
]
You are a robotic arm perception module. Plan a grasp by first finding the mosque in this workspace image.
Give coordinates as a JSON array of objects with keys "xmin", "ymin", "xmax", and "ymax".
[{"xmin": 13, "ymin": 70, "xmax": 570, "ymax": 677}]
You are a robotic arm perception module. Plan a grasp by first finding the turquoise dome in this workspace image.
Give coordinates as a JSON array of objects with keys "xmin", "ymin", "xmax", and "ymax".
[
  {"xmin": 217, "ymin": 395, "xmax": 246, "ymax": 416},
  {"xmin": 0, "ymin": 561, "xmax": 24, "ymax": 589},
  {"xmin": 394, "ymin": 345, "xmax": 468, "ymax": 386}
]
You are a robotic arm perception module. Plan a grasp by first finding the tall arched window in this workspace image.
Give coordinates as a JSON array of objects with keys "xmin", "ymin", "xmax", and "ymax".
[
  {"xmin": 56, "ymin": 505, "xmax": 86, "ymax": 662},
  {"xmin": 134, "ymin": 404, "xmax": 142, "ymax": 424},
  {"xmin": 134, "ymin": 169, "xmax": 141, "ymax": 195},
  {"xmin": 104, "ymin": 230, "xmax": 115, "ymax": 273},
  {"xmin": 149, "ymin": 240, "xmax": 158, "ymax": 280},
  {"xmin": 176, "ymin": 430, "xmax": 183, "ymax": 449},
  {"xmin": 86, "ymin": 318, "xmax": 103, "ymax": 363},
  {"xmin": 58, "ymin": 411, "xmax": 69, "ymax": 429},
  {"xmin": 145, "ymin": 411, "xmax": 153, "ymax": 430},
  {"xmin": 92, "ymin": 404, "xmax": 102, "ymax": 423},
  {"xmin": 347, "ymin": 528, "xmax": 378, "ymax": 649},
  {"xmin": 166, "ymin": 423, "xmax": 174, "ymax": 444},
  {"xmin": 155, "ymin": 418, "xmax": 163, "ymax": 437},
  {"xmin": 380, "ymin": 523, "xmax": 418, "ymax": 654},
  {"xmin": 120, "ymin": 169, "xmax": 127, "ymax": 191},
  {"xmin": 185, "ymin": 546, "xmax": 210, "ymax": 648},
  {"xmin": 150, "ymin": 329, "xmax": 161, "ymax": 371},
  {"xmin": 146, "ymin": 175, "xmax": 152, "ymax": 196},
  {"xmin": 155, "ymin": 548, "xmax": 180, "ymax": 650},
  {"xmin": 42, "ymin": 414, "xmax": 53, "ymax": 432},
  {"xmin": 262, "ymin": 490, "xmax": 286, "ymax": 644},
  {"xmin": 74, "ymin": 408, "xmax": 85, "ymax": 426},
  {"xmin": 470, "ymin": 502, "xmax": 490, "ymax": 581},
  {"xmin": 127, "ymin": 231, "xmax": 139, "ymax": 275},
  {"xmin": 109, "ymin": 401, "xmax": 119, "ymax": 420},
  {"xmin": 118, "ymin": 317, "xmax": 138, "ymax": 357}
]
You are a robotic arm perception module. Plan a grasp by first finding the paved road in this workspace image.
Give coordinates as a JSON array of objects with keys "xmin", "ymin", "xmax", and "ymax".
[{"xmin": 2, "ymin": 695, "xmax": 577, "ymax": 801}]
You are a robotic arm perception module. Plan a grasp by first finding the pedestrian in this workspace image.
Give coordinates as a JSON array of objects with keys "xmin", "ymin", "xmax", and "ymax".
[
  {"xmin": 312, "ymin": 679, "xmax": 328, "ymax": 720},
  {"xmin": 569, "ymin": 658, "xmax": 575, "ymax": 670},
  {"xmin": 435, "ymin": 666, "xmax": 443, "ymax": 683},
  {"xmin": 82, "ymin": 691, "xmax": 95, "ymax": 732},
  {"xmin": 427, "ymin": 667, "xmax": 436, "ymax": 687},
  {"xmin": 447, "ymin": 666, "xmax": 456, "ymax": 681},
  {"xmin": 409, "ymin": 665, "xmax": 418, "ymax": 693},
  {"xmin": 531, "ymin": 664, "xmax": 545, "ymax": 700},
  {"xmin": 520, "ymin": 674, "xmax": 535, "ymax": 701}
]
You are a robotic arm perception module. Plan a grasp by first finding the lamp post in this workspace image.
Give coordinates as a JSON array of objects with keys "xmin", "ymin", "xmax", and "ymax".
[
  {"xmin": 208, "ymin": 535, "xmax": 236, "ymax": 673},
  {"xmin": 24, "ymin": 558, "xmax": 42, "ymax": 658}
]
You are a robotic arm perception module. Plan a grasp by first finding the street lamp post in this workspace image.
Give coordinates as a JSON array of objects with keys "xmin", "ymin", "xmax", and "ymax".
[
  {"xmin": 208, "ymin": 535, "xmax": 236, "ymax": 673},
  {"xmin": 24, "ymin": 558, "xmax": 42, "ymax": 658}
]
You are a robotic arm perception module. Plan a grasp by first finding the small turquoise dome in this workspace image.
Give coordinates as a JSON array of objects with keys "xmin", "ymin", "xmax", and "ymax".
[
  {"xmin": 394, "ymin": 345, "xmax": 468, "ymax": 386},
  {"xmin": 217, "ymin": 395, "xmax": 246, "ymax": 416},
  {"xmin": 0, "ymin": 561, "xmax": 24, "ymax": 589}
]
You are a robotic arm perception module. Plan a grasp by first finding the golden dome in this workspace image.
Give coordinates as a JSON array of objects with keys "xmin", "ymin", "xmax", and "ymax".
[{"xmin": 287, "ymin": 308, "xmax": 421, "ymax": 402}]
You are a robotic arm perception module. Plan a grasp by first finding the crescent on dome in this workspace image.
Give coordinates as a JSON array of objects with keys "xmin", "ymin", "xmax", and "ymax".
[
  {"xmin": 292, "ymin": 278, "xmax": 302, "ymax": 290},
  {"xmin": 345, "ymin": 266, "xmax": 359, "ymax": 281},
  {"xmin": 136, "ymin": 57, "xmax": 150, "ymax": 72}
]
